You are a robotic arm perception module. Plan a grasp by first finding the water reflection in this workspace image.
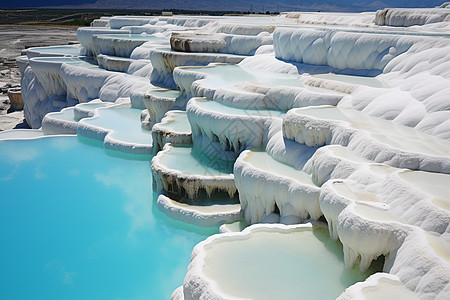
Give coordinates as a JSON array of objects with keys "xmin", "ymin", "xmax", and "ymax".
[{"xmin": 0, "ymin": 136, "xmax": 211, "ymax": 299}]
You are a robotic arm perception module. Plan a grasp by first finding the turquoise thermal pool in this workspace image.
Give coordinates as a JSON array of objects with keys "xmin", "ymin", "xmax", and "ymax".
[
  {"xmin": 312, "ymin": 73, "xmax": 386, "ymax": 88},
  {"xmin": 157, "ymin": 145, "xmax": 234, "ymax": 175},
  {"xmin": 295, "ymin": 106, "xmax": 450, "ymax": 156},
  {"xmin": 193, "ymin": 99, "xmax": 286, "ymax": 118},
  {"xmin": 202, "ymin": 226, "xmax": 374, "ymax": 300},
  {"xmin": 31, "ymin": 57, "xmax": 100, "ymax": 69},
  {"xmin": 244, "ymin": 150, "xmax": 314, "ymax": 183},
  {"xmin": 0, "ymin": 136, "xmax": 216, "ymax": 299},
  {"xmin": 154, "ymin": 111, "xmax": 190, "ymax": 134},
  {"xmin": 28, "ymin": 45, "xmax": 83, "ymax": 57},
  {"xmin": 79, "ymin": 105, "xmax": 152, "ymax": 146},
  {"xmin": 185, "ymin": 64, "xmax": 305, "ymax": 89},
  {"xmin": 46, "ymin": 107, "xmax": 77, "ymax": 123},
  {"xmin": 100, "ymin": 34, "xmax": 169, "ymax": 41},
  {"xmin": 147, "ymin": 89, "xmax": 182, "ymax": 99}
]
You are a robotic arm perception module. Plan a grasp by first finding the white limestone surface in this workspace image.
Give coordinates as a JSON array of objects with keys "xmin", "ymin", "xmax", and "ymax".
[
  {"xmin": 92, "ymin": 34, "xmax": 168, "ymax": 57},
  {"xmin": 263, "ymin": 118, "xmax": 317, "ymax": 170},
  {"xmin": 151, "ymin": 143, "xmax": 236, "ymax": 199},
  {"xmin": 173, "ymin": 63, "xmax": 343, "ymax": 112},
  {"xmin": 187, "ymin": 98, "xmax": 284, "ymax": 153},
  {"xmin": 338, "ymin": 273, "xmax": 419, "ymax": 300},
  {"xmin": 182, "ymin": 223, "xmax": 373, "ymax": 300},
  {"xmin": 41, "ymin": 107, "xmax": 78, "ymax": 135},
  {"xmin": 157, "ymin": 194, "xmax": 242, "ymax": 228},
  {"xmin": 26, "ymin": 45, "xmax": 83, "ymax": 59},
  {"xmin": 0, "ymin": 129, "xmax": 43, "ymax": 140},
  {"xmin": 16, "ymin": 12, "xmax": 450, "ymax": 300},
  {"xmin": 141, "ymin": 88, "xmax": 187, "ymax": 125},
  {"xmin": 96, "ymin": 54, "xmax": 133, "ymax": 72},
  {"xmin": 303, "ymin": 145, "xmax": 371, "ymax": 186},
  {"xmin": 170, "ymin": 31, "xmax": 272, "ymax": 55},
  {"xmin": 283, "ymin": 106, "xmax": 450, "ymax": 173},
  {"xmin": 149, "ymin": 47, "xmax": 246, "ymax": 88},
  {"xmin": 77, "ymin": 27, "xmax": 129, "ymax": 56},
  {"xmin": 72, "ymin": 100, "xmax": 113, "ymax": 120},
  {"xmin": 77, "ymin": 103, "xmax": 152, "ymax": 155},
  {"xmin": 273, "ymin": 27, "xmax": 418, "ymax": 71},
  {"xmin": 234, "ymin": 149, "xmax": 320, "ymax": 224},
  {"xmin": 375, "ymin": 8, "xmax": 450, "ymax": 26},
  {"xmin": 152, "ymin": 110, "xmax": 192, "ymax": 152}
]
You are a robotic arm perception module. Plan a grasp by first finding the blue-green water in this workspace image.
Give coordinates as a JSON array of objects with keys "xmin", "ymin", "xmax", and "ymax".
[{"xmin": 0, "ymin": 135, "xmax": 216, "ymax": 299}]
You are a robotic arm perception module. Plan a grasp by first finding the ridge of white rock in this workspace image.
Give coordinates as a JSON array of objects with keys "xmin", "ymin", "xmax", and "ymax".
[
  {"xmin": 149, "ymin": 47, "xmax": 246, "ymax": 88},
  {"xmin": 92, "ymin": 34, "xmax": 168, "ymax": 58},
  {"xmin": 181, "ymin": 222, "xmax": 376, "ymax": 300},
  {"xmin": 73, "ymin": 100, "xmax": 112, "ymax": 120},
  {"xmin": 157, "ymin": 194, "xmax": 242, "ymax": 228},
  {"xmin": 152, "ymin": 110, "xmax": 192, "ymax": 152},
  {"xmin": 41, "ymin": 107, "xmax": 78, "ymax": 135},
  {"xmin": 187, "ymin": 97, "xmax": 284, "ymax": 153},
  {"xmin": 151, "ymin": 143, "xmax": 236, "ymax": 199},
  {"xmin": 141, "ymin": 88, "xmax": 187, "ymax": 126},
  {"xmin": 173, "ymin": 63, "xmax": 343, "ymax": 112},
  {"xmin": 273, "ymin": 28, "xmax": 419, "ymax": 71},
  {"xmin": 77, "ymin": 27, "xmax": 130, "ymax": 56},
  {"xmin": 234, "ymin": 150, "xmax": 321, "ymax": 224},
  {"xmin": 77, "ymin": 103, "xmax": 153, "ymax": 155},
  {"xmin": 320, "ymin": 178, "xmax": 450, "ymax": 298},
  {"xmin": 170, "ymin": 31, "xmax": 272, "ymax": 55},
  {"xmin": 283, "ymin": 106, "xmax": 450, "ymax": 173},
  {"xmin": 96, "ymin": 54, "xmax": 134, "ymax": 72},
  {"xmin": 375, "ymin": 8, "xmax": 450, "ymax": 26}
]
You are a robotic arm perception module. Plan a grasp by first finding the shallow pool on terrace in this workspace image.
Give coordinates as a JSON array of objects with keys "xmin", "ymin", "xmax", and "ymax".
[
  {"xmin": 0, "ymin": 135, "xmax": 216, "ymax": 299},
  {"xmin": 100, "ymin": 34, "xmax": 169, "ymax": 41},
  {"xmin": 28, "ymin": 45, "xmax": 83, "ymax": 57},
  {"xmin": 185, "ymin": 64, "xmax": 305, "ymax": 89},
  {"xmin": 31, "ymin": 57, "xmax": 100, "ymax": 70},
  {"xmin": 204, "ymin": 226, "xmax": 376, "ymax": 300}
]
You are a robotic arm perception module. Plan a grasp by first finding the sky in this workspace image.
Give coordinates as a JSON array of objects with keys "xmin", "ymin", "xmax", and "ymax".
[{"xmin": 0, "ymin": 0, "xmax": 445, "ymax": 11}]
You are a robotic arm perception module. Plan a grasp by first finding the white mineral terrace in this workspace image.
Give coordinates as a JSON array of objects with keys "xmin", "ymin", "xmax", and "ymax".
[
  {"xmin": 41, "ymin": 107, "xmax": 78, "ymax": 135},
  {"xmin": 234, "ymin": 150, "xmax": 320, "ymax": 224},
  {"xmin": 173, "ymin": 63, "xmax": 344, "ymax": 113},
  {"xmin": 41, "ymin": 101, "xmax": 116, "ymax": 135},
  {"xmin": 77, "ymin": 103, "xmax": 153, "ymax": 155},
  {"xmin": 188, "ymin": 98, "xmax": 285, "ymax": 152},
  {"xmin": 183, "ymin": 224, "xmax": 374, "ymax": 300},
  {"xmin": 283, "ymin": 105, "xmax": 450, "ymax": 173},
  {"xmin": 142, "ymin": 88, "xmax": 186, "ymax": 125},
  {"xmin": 92, "ymin": 34, "xmax": 168, "ymax": 57},
  {"xmin": 157, "ymin": 194, "xmax": 242, "ymax": 227},
  {"xmin": 11, "ymin": 7, "xmax": 450, "ymax": 299},
  {"xmin": 152, "ymin": 110, "xmax": 192, "ymax": 152},
  {"xmin": 152, "ymin": 144, "xmax": 236, "ymax": 199},
  {"xmin": 26, "ymin": 45, "xmax": 83, "ymax": 58},
  {"xmin": 0, "ymin": 129, "xmax": 44, "ymax": 140},
  {"xmin": 73, "ymin": 100, "xmax": 113, "ymax": 120}
]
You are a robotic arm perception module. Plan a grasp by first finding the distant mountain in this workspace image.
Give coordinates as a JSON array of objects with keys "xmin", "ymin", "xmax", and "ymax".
[
  {"xmin": 4, "ymin": 0, "xmax": 445, "ymax": 12},
  {"xmin": 72, "ymin": 0, "xmax": 444, "ymax": 12}
]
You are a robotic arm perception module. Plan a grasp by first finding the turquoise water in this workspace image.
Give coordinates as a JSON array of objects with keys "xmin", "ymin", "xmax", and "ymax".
[
  {"xmin": 186, "ymin": 64, "xmax": 304, "ymax": 88},
  {"xmin": 79, "ymin": 105, "xmax": 153, "ymax": 145},
  {"xmin": 0, "ymin": 135, "xmax": 216, "ymax": 299},
  {"xmin": 194, "ymin": 99, "xmax": 285, "ymax": 118},
  {"xmin": 101, "ymin": 34, "xmax": 168, "ymax": 41},
  {"xmin": 32, "ymin": 57, "xmax": 100, "ymax": 70},
  {"xmin": 28, "ymin": 45, "xmax": 82, "ymax": 57},
  {"xmin": 205, "ymin": 227, "xmax": 374, "ymax": 300}
]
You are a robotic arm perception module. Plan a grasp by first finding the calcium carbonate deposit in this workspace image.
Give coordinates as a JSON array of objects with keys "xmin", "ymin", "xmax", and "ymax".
[{"xmin": 3, "ymin": 3, "xmax": 450, "ymax": 299}]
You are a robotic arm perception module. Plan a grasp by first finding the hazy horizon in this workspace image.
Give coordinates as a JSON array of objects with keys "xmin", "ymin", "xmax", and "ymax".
[{"xmin": 1, "ymin": 0, "xmax": 445, "ymax": 12}]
